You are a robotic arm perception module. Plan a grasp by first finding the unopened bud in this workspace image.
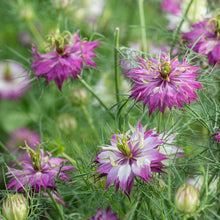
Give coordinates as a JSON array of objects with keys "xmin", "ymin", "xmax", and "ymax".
[
  {"xmin": 175, "ymin": 184, "xmax": 200, "ymax": 214},
  {"xmin": 69, "ymin": 88, "xmax": 88, "ymax": 106},
  {"xmin": 57, "ymin": 113, "xmax": 77, "ymax": 136},
  {"xmin": 2, "ymin": 194, "xmax": 28, "ymax": 220},
  {"xmin": 19, "ymin": 5, "xmax": 34, "ymax": 22}
]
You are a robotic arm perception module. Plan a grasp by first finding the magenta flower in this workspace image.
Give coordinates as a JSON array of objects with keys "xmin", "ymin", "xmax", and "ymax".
[
  {"xmin": 0, "ymin": 61, "xmax": 30, "ymax": 100},
  {"xmin": 6, "ymin": 127, "xmax": 41, "ymax": 165},
  {"xmin": 93, "ymin": 121, "xmax": 169, "ymax": 196},
  {"xmin": 212, "ymin": 131, "xmax": 220, "ymax": 143},
  {"xmin": 183, "ymin": 17, "xmax": 220, "ymax": 65},
  {"xmin": 88, "ymin": 207, "xmax": 119, "ymax": 220},
  {"xmin": 124, "ymin": 54, "xmax": 202, "ymax": 115},
  {"xmin": 161, "ymin": 0, "xmax": 182, "ymax": 15},
  {"xmin": 7, "ymin": 148, "xmax": 74, "ymax": 195},
  {"xmin": 32, "ymin": 30, "xmax": 101, "ymax": 90}
]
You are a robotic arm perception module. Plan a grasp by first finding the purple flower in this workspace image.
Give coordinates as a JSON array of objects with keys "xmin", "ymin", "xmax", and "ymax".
[
  {"xmin": 93, "ymin": 121, "xmax": 168, "ymax": 196},
  {"xmin": 124, "ymin": 54, "xmax": 202, "ymax": 115},
  {"xmin": 88, "ymin": 207, "xmax": 119, "ymax": 220},
  {"xmin": 212, "ymin": 131, "xmax": 220, "ymax": 143},
  {"xmin": 32, "ymin": 30, "xmax": 101, "ymax": 90},
  {"xmin": 6, "ymin": 127, "xmax": 41, "ymax": 165},
  {"xmin": 183, "ymin": 17, "xmax": 220, "ymax": 65},
  {"xmin": 7, "ymin": 147, "xmax": 74, "ymax": 195},
  {"xmin": 161, "ymin": 0, "xmax": 182, "ymax": 15},
  {"xmin": 0, "ymin": 61, "xmax": 30, "ymax": 100}
]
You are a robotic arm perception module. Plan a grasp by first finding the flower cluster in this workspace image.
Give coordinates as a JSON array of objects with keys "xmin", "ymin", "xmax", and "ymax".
[
  {"xmin": 124, "ymin": 54, "xmax": 202, "ymax": 115},
  {"xmin": 93, "ymin": 121, "xmax": 181, "ymax": 196},
  {"xmin": 183, "ymin": 16, "xmax": 220, "ymax": 65},
  {"xmin": 32, "ymin": 30, "xmax": 101, "ymax": 90}
]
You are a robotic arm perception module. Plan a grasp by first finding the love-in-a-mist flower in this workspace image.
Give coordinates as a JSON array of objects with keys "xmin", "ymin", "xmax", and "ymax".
[
  {"xmin": 88, "ymin": 207, "xmax": 119, "ymax": 220},
  {"xmin": 0, "ymin": 61, "xmax": 30, "ymax": 100},
  {"xmin": 125, "ymin": 54, "xmax": 202, "ymax": 115},
  {"xmin": 6, "ymin": 127, "xmax": 41, "ymax": 165},
  {"xmin": 93, "ymin": 121, "xmax": 168, "ymax": 196},
  {"xmin": 7, "ymin": 146, "xmax": 74, "ymax": 196},
  {"xmin": 183, "ymin": 14, "xmax": 220, "ymax": 65},
  {"xmin": 32, "ymin": 30, "xmax": 101, "ymax": 90}
]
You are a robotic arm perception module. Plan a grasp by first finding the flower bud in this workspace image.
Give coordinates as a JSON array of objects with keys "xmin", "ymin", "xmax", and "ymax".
[
  {"xmin": 2, "ymin": 194, "xmax": 28, "ymax": 220},
  {"xmin": 175, "ymin": 184, "xmax": 200, "ymax": 214},
  {"xmin": 19, "ymin": 5, "xmax": 34, "ymax": 22},
  {"xmin": 69, "ymin": 88, "xmax": 88, "ymax": 107},
  {"xmin": 57, "ymin": 113, "xmax": 77, "ymax": 136}
]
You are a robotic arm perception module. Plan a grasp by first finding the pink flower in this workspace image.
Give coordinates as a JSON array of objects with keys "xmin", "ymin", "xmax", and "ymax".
[
  {"xmin": 93, "ymin": 121, "xmax": 169, "ymax": 196},
  {"xmin": 6, "ymin": 127, "xmax": 41, "ymax": 165},
  {"xmin": 0, "ymin": 61, "xmax": 30, "ymax": 100},
  {"xmin": 88, "ymin": 207, "xmax": 119, "ymax": 220},
  {"xmin": 161, "ymin": 0, "xmax": 182, "ymax": 15},
  {"xmin": 7, "ymin": 148, "xmax": 74, "ymax": 195},
  {"xmin": 183, "ymin": 17, "xmax": 220, "ymax": 65},
  {"xmin": 32, "ymin": 30, "xmax": 101, "ymax": 90},
  {"xmin": 124, "ymin": 54, "xmax": 202, "ymax": 115}
]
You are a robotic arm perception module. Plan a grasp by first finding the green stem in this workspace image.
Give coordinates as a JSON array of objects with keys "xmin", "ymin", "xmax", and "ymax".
[
  {"xmin": 170, "ymin": 0, "xmax": 193, "ymax": 55},
  {"xmin": 183, "ymin": 215, "xmax": 188, "ymax": 220},
  {"xmin": 47, "ymin": 190, "xmax": 65, "ymax": 220},
  {"xmin": 81, "ymin": 105, "xmax": 100, "ymax": 141},
  {"xmin": 61, "ymin": 152, "xmax": 76, "ymax": 165},
  {"xmin": 114, "ymin": 27, "xmax": 122, "ymax": 131},
  {"xmin": 78, "ymin": 75, "xmax": 114, "ymax": 119},
  {"xmin": 138, "ymin": 0, "xmax": 148, "ymax": 54},
  {"xmin": 27, "ymin": 21, "xmax": 44, "ymax": 49},
  {"xmin": 105, "ymin": 192, "xmax": 125, "ymax": 217}
]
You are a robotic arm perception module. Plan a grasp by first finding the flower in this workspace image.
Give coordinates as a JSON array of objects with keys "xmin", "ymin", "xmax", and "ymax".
[
  {"xmin": 162, "ymin": 0, "xmax": 208, "ymax": 31},
  {"xmin": 0, "ymin": 61, "xmax": 30, "ymax": 100},
  {"xmin": 88, "ymin": 207, "xmax": 119, "ymax": 220},
  {"xmin": 32, "ymin": 30, "xmax": 101, "ymax": 90},
  {"xmin": 212, "ymin": 131, "xmax": 220, "ymax": 143},
  {"xmin": 7, "ymin": 147, "xmax": 74, "ymax": 195},
  {"xmin": 183, "ymin": 15, "xmax": 220, "ymax": 65},
  {"xmin": 93, "ymin": 121, "xmax": 168, "ymax": 196},
  {"xmin": 124, "ymin": 54, "xmax": 202, "ymax": 115},
  {"xmin": 6, "ymin": 128, "xmax": 41, "ymax": 165}
]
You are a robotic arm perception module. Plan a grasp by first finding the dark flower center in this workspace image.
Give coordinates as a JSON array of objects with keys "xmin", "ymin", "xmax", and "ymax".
[
  {"xmin": 3, "ymin": 65, "xmax": 12, "ymax": 82},
  {"xmin": 117, "ymin": 135, "xmax": 132, "ymax": 158}
]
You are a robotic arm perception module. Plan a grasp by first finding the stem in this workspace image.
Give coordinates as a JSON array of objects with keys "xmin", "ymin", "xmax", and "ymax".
[
  {"xmin": 47, "ymin": 190, "xmax": 65, "ymax": 220},
  {"xmin": 81, "ymin": 105, "xmax": 100, "ymax": 141},
  {"xmin": 170, "ymin": 0, "xmax": 194, "ymax": 55},
  {"xmin": 77, "ymin": 75, "xmax": 114, "ymax": 119},
  {"xmin": 138, "ymin": 0, "xmax": 148, "ymax": 54},
  {"xmin": 27, "ymin": 21, "xmax": 44, "ymax": 49},
  {"xmin": 61, "ymin": 152, "xmax": 76, "ymax": 165},
  {"xmin": 105, "ymin": 192, "xmax": 125, "ymax": 217},
  {"xmin": 114, "ymin": 27, "xmax": 122, "ymax": 131},
  {"xmin": 183, "ymin": 215, "xmax": 188, "ymax": 220}
]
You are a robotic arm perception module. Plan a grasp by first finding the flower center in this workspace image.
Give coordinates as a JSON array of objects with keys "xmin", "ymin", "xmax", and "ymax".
[
  {"xmin": 160, "ymin": 61, "xmax": 171, "ymax": 82},
  {"xmin": 3, "ymin": 64, "xmax": 12, "ymax": 81},
  {"xmin": 117, "ymin": 135, "xmax": 132, "ymax": 158}
]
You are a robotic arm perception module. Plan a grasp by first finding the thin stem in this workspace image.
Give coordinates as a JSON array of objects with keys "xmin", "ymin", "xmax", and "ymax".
[
  {"xmin": 47, "ymin": 190, "xmax": 65, "ymax": 220},
  {"xmin": 81, "ymin": 105, "xmax": 100, "ymax": 141},
  {"xmin": 170, "ymin": 0, "xmax": 193, "ymax": 55},
  {"xmin": 105, "ymin": 192, "xmax": 125, "ymax": 217},
  {"xmin": 114, "ymin": 27, "xmax": 122, "ymax": 131},
  {"xmin": 138, "ymin": 0, "xmax": 147, "ymax": 54},
  {"xmin": 78, "ymin": 75, "xmax": 114, "ymax": 119},
  {"xmin": 61, "ymin": 152, "xmax": 76, "ymax": 165}
]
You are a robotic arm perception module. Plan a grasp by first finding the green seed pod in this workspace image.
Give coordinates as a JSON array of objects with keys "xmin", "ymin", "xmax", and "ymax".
[
  {"xmin": 2, "ymin": 194, "xmax": 28, "ymax": 220},
  {"xmin": 175, "ymin": 184, "xmax": 200, "ymax": 214},
  {"xmin": 69, "ymin": 88, "xmax": 88, "ymax": 107}
]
